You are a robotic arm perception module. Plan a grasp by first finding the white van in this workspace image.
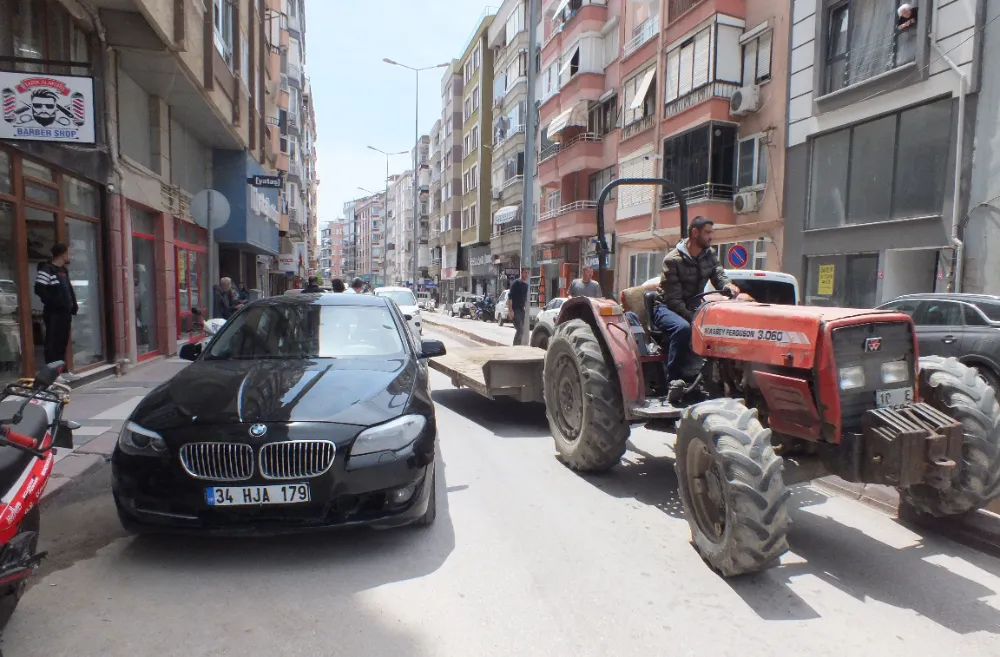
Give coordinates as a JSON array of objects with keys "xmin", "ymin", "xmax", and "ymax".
[{"xmin": 642, "ymin": 270, "xmax": 800, "ymax": 305}]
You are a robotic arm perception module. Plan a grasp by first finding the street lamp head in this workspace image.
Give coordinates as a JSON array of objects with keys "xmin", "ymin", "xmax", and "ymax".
[{"xmin": 383, "ymin": 58, "xmax": 399, "ymax": 66}]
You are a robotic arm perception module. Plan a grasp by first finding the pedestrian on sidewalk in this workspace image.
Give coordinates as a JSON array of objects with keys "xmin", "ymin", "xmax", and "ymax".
[
  {"xmin": 569, "ymin": 266, "xmax": 603, "ymax": 298},
  {"xmin": 34, "ymin": 242, "xmax": 78, "ymax": 369},
  {"xmin": 509, "ymin": 268, "xmax": 529, "ymax": 346},
  {"xmin": 213, "ymin": 277, "xmax": 238, "ymax": 320}
]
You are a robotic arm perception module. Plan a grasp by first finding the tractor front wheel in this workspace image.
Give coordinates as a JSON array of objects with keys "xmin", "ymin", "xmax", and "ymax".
[
  {"xmin": 675, "ymin": 399, "xmax": 790, "ymax": 577},
  {"xmin": 543, "ymin": 319, "xmax": 629, "ymax": 472},
  {"xmin": 900, "ymin": 356, "xmax": 1000, "ymax": 517}
]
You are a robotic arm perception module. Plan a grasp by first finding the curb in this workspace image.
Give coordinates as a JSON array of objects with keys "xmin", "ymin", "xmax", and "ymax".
[{"xmin": 424, "ymin": 315, "xmax": 506, "ymax": 347}]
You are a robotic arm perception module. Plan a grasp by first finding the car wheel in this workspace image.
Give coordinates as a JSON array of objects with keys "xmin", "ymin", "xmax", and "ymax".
[
  {"xmin": 414, "ymin": 466, "xmax": 437, "ymax": 527},
  {"xmin": 530, "ymin": 327, "xmax": 550, "ymax": 350}
]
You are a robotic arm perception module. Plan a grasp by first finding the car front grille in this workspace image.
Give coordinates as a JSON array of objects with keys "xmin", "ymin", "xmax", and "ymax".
[
  {"xmin": 179, "ymin": 443, "xmax": 255, "ymax": 481},
  {"xmin": 259, "ymin": 440, "xmax": 336, "ymax": 480}
]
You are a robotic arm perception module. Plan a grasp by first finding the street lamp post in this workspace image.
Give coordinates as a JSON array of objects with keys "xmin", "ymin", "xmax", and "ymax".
[
  {"xmin": 368, "ymin": 146, "xmax": 408, "ymax": 287},
  {"xmin": 383, "ymin": 58, "xmax": 449, "ymax": 293}
]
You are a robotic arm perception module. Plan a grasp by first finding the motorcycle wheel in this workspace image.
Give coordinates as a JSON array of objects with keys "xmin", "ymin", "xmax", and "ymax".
[{"xmin": 0, "ymin": 506, "xmax": 40, "ymax": 630}]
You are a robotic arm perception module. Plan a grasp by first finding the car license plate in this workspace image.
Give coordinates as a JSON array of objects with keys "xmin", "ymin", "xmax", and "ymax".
[
  {"xmin": 876, "ymin": 387, "xmax": 914, "ymax": 409},
  {"xmin": 205, "ymin": 483, "xmax": 311, "ymax": 506}
]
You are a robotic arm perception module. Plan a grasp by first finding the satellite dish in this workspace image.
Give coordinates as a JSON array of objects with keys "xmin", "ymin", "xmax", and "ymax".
[{"xmin": 190, "ymin": 189, "xmax": 232, "ymax": 230}]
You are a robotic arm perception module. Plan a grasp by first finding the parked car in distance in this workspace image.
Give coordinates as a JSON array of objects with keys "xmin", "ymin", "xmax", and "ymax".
[
  {"xmin": 284, "ymin": 287, "xmax": 331, "ymax": 295},
  {"xmin": 495, "ymin": 289, "xmax": 540, "ymax": 328},
  {"xmin": 375, "ymin": 286, "xmax": 422, "ymax": 337},
  {"xmin": 877, "ymin": 293, "xmax": 1000, "ymax": 391},
  {"xmin": 448, "ymin": 294, "xmax": 474, "ymax": 319},
  {"xmin": 529, "ymin": 298, "xmax": 568, "ymax": 349}
]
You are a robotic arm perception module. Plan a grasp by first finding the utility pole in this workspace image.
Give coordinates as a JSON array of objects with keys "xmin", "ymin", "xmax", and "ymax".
[{"xmin": 519, "ymin": 0, "xmax": 539, "ymax": 346}]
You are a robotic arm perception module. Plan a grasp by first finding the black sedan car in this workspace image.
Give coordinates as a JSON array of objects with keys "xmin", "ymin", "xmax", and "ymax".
[{"xmin": 112, "ymin": 293, "xmax": 446, "ymax": 534}]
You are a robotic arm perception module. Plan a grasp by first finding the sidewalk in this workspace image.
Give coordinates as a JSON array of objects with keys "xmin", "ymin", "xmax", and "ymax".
[
  {"xmin": 43, "ymin": 357, "xmax": 191, "ymax": 500},
  {"xmin": 424, "ymin": 312, "xmax": 511, "ymax": 347}
]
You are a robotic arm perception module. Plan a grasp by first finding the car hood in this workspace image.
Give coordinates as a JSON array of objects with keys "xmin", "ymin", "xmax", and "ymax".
[
  {"xmin": 399, "ymin": 305, "xmax": 420, "ymax": 315},
  {"xmin": 129, "ymin": 357, "xmax": 419, "ymax": 431}
]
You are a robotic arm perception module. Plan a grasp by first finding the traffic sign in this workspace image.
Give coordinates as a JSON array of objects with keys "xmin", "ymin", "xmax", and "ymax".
[
  {"xmin": 248, "ymin": 174, "xmax": 282, "ymax": 189},
  {"xmin": 727, "ymin": 244, "xmax": 749, "ymax": 269}
]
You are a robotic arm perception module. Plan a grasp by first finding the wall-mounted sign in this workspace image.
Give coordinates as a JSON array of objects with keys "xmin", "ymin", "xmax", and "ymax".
[
  {"xmin": 278, "ymin": 254, "xmax": 296, "ymax": 272},
  {"xmin": 248, "ymin": 174, "xmax": 282, "ymax": 189},
  {"xmin": 1, "ymin": 72, "xmax": 95, "ymax": 143},
  {"xmin": 249, "ymin": 186, "xmax": 280, "ymax": 224}
]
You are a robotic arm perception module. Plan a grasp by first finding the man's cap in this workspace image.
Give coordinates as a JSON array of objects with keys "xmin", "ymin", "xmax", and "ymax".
[{"xmin": 689, "ymin": 216, "xmax": 714, "ymax": 232}]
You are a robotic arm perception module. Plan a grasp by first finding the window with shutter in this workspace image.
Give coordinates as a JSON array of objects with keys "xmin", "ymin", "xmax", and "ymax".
[
  {"xmin": 678, "ymin": 41, "xmax": 694, "ymax": 96},
  {"xmin": 756, "ymin": 31, "xmax": 772, "ymax": 82},
  {"xmin": 742, "ymin": 39, "xmax": 757, "ymax": 87},
  {"xmin": 665, "ymin": 50, "xmax": 680, "ymax": 103},
  {"xmin": 692, "ymin": 29, "xmax": 711, "ymax": 88}
]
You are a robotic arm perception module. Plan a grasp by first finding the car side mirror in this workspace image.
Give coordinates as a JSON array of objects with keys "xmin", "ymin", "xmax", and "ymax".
[
  {"xmin": 404, "ymin": 314, "xmax": 413, "ymax": 321},
  {"xmin": 179, "ymin": 343, "xmax": 202, "ymax": 362},
  {"xmin": 419, "ymin": 339, "xmax": 446, "ymax": 359}
]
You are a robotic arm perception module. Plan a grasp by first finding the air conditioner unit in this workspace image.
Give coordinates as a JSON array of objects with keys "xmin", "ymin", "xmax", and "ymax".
[
  {"xmin": 729, "ymin": 85, "xmax": 761, "ymax": 116},
  {"xmin": 733, "ymin": 191, "xmax": 759, "ymax": 214}
]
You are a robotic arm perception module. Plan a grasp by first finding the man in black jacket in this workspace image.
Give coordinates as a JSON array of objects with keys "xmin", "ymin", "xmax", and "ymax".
[
  {"xmin": 652, "ymin": 217, "xmax": 739, "ymax": 382},
  {"xmin": 34, "ymin": 243, "xmax": 78, "ymax": 367},
  {"xmin": 508, "ymin": 268, "xmax": 529, "ymax": 345}
]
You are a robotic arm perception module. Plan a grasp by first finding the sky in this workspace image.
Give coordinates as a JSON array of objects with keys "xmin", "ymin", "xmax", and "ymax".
[{"xmin": 307, "ymin": 0, "xmax": 499, "ymax": 225}]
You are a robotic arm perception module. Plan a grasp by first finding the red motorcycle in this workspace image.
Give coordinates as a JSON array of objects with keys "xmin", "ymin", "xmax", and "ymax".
[{"xmin": 0, "ymin": 362, "xmax": 76, "ymax": 629}]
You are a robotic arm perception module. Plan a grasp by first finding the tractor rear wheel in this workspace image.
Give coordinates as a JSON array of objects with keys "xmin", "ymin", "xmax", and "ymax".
[
  {"xmin": 544, "ymin": 319, "xmax": 629, "ymax": 472},
  {"xmin": 675, "ymin": 399, "xmax": 790, "ymax": 577},
  {"xmin": 900, "ymin": 356, "xmax": 1000, "ymax": 517}
]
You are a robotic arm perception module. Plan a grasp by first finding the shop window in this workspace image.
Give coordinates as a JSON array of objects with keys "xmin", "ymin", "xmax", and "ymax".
[
  {"xmin": 130, "ymin": 206, "xmax": 159, "ymax": 358},
  {"xmin": 0, "ymin": 0, "xmax": 91, "ymax": 74},
  {"xmin": 807, "ymin": 98, "xmax": 952, "ymax": 229},
  {"xmin": 0, "ymin": 201, "xmax": 22, "ymax": 383},
  {"xmin": 0, "ymin": 151, "xmax": 11, "ymax": 194},
  {"xmin": 804, "ymin": 253, "xmax": 878, "ymax": 308},
  {"xmin": 66, "ymin": 217, "xmax": 104, "ymax": 367},
  {"xmin": 62, "ymin": 175, "xmax": 99, "ymax": 217}
]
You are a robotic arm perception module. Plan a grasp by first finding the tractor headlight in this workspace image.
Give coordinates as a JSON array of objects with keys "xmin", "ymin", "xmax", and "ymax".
[
  {"xmin": 839, "ymin": 366, "xmax": 866, "ymax": 391},
  {"xmin": 881, "ymin": 360, "xmax": 909, "ymax": 385}
]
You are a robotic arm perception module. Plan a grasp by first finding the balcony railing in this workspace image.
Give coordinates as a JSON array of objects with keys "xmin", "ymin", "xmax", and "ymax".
[
  {"xmin": 492, "ymin": 221, "xmax": 522, "ymax": 237},
  {"xmin": 495, "ymin": 123, "xmax": 526, "ymax": 147},
  {"xmin": 539, "ymin": 200, "xmax": 598, "ymax": 221},
  {"xmin": 540, "ymin": 142, "xmax": 561, "ymax": 162},
  {"xmin": 289, "ymin": 62, "xmax": 303, "ymax": 83},
  {"xmin": 664, "ymin": 82, "xmax": 740, "ymax": 119},
  {"xmin": 659, "ymin": 183, "xmax": 735, "ymax": 209},
  {"xmin": 623, "ymin": 13, "xmax": 659, "ymax": 59},
  {"xmin": 622, "ymin": 114, "xmax": 654, "ymax": 141},
  {"xmin": 667, "ymin": 0, "xmax": 697, "ymax": 22},
  {"xmin": 431, "ymin": 257, "xmax": 442, "ymax": 266},
  {"xmin": 502, "ymin": 175, "xmax": 524, "ymax": 190}
]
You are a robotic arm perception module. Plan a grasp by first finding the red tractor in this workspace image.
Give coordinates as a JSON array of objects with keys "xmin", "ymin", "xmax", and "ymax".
[{"xmin": 543, "ymin": 178, "xmax": 1000, "ymax": 576}]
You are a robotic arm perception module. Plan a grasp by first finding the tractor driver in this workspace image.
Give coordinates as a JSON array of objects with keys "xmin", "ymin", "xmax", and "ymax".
[{"xmin": 652, "ymin": 216, "xmax": 739, "ymax": 383}]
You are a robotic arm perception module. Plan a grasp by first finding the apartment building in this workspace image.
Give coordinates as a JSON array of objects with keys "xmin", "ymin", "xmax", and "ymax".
[
  {"xmin": 386, "ymin": 170, "xmax": 412, "ymax": 285},
  {"xmin": 459, "ymin": 11, "xmax": 497, "ymax": 296},
  {"xmin": 488, "ymin": 0, "xmax": 532, "ymax": 289},
  {"xmin": 438, "ymin": 58, "xmax": 465, "ymax": 305},
  {"xmin": 342, "ymin": 199, "xmax": 358, "ymax": 279},
  {"xmin": 537, "ymin": 0, "xmax": 622, "ymax": 298},
  {"xmin": 428, "ymin": 119, "xmax": 444, "ymax": 287},
  {"xmin": 354, "ymin": 192, "xmax": 385, "ymax": 285},
  {"xmin": 319, "ymin": 220, "xmax": 343, "ymax": 281},
  {"xmin": 784, "ymin": 0, "xmax": 980, "ymax": 306}
]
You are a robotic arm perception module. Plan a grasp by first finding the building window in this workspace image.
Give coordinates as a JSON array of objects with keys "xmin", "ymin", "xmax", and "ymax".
[
  {"xmin": 628, "ymin": 252, "xmax": 666, "ymax": 287},
  {"xmin": 736, "ymin": 134, "xmax": 768, "ymax": 189},
  {"xmin": 0, "ymin": 0, "xmax": 92, "ymax": 74},
  {"xmin": 806, "ymin": 98, "xmax": 952, "ymax": 229},
  {"xmin": 471, "ymin": 203, "xmax": 478, "ymax": 227},
  {"xmin": 464, "ymin": 97, "xmax": 472, "ymax": 120},
  {"xmin": 213, "ymin": 0, "xmax": 235, "ymax": 68},
  {"xmin": 664, "ymin": 24, "xmax": 742, "ymax": 104},
  {"xmin": 662, "ymin": 122, "xmax": 737, "ymax": 201},
  {"xmin": 825, "ymin": 0, "xmax": 918, "ymax": 94},
  {"xmin": 473, "ymin": 44, "xmax": 481, "ymax": 71},
  {"xmin": 504, "ymin": 152, "xmax": 525, "ymax": 180},
  {"xmin": 471, "ymin": 85, "xmax": 480, "ymax": 111},
  {"xmin": 175, "ymin": 220, "xmax": 209, "ymax": 342},
  {"xmin": 471, "ymin": 164, "xmax": 478, "ymax": 190},
  {"xmin": 804, "ymin": 253, "xmax": 879, "ymax": 307},
  {"xmin": 588, "ymin": 94, "xmax": 618, "ymax": 136},
  {"xmin": 588, "ymin": 166, "xmax": 617, "ymax": 202},
  {"xmin": 623, "ymin": 66, "xmax": 656, "ymax": 126},
  {"xmin": 741, "ymin": 30, "xmax": 772, "ymax": 86}
]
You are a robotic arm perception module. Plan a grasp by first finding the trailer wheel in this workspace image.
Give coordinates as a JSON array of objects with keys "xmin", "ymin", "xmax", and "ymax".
[
  {"xmin": 675, "ymin": 399, "xmax": 790, "ymax": 577},
  {"xmin": 544, "ymin": 319, "xmax": 629, "ymax": 472},
  {"xmin": 900, "ymin": 356, "xmax": 1000, "ymax": 517}
]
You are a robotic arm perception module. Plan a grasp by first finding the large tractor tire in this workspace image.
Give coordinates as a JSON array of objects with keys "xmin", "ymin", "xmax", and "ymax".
[
  {"xmin": 900, "ymin": 356, "xmax": 1000, "ymax": 517},
  {"xmin": 675, "ymin": 399, "xmax": 790, "ymax": 577},
  {"xmin": 543, "ymin": 319, "xmax": 629, "ymax": 472}
]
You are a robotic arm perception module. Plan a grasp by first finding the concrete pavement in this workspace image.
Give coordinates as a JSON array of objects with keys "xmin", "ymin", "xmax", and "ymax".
[{"xmin": 3, "ymin": 328, "xmax": 999, "ymax": 656}]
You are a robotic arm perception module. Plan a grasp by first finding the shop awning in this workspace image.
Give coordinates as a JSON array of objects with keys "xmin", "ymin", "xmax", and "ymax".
[
  {"xmin": 545, "ymin": 102, "xmax": 589, "ymax": 139},
  {"xmin": 494, "ymin": 205, "xmax": 520, "ymax": 225}
]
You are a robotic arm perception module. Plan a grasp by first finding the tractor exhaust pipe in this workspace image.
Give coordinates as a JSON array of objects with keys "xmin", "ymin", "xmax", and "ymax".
[{"xmin": 595, "ymin": 178, "xmax": 689, "ymax": 299}]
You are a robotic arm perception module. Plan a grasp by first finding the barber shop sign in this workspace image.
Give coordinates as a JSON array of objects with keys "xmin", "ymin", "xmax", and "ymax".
[{"xmin": 1, "ymin": 72, "xmax": 96, "ymax": 144}]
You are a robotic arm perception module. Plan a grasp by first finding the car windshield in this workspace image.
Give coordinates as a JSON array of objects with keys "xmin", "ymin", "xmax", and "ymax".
[
  {"xmin": 377, "ymin": 290, "xmax": 417, "ymax": 307},
  {"xmin": 0, "ymin": 281, "xmax": 15, "ymax": 294},
  {"xmin": 205, "ymin": 303, "xmax": 405, "ymax": 360},
  {"xmin": 971, "ymin": 301, "xmax": 1000, "ymax": 322}
]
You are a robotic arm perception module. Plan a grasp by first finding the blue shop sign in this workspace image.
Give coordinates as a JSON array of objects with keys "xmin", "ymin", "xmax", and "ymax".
[{"xmin": 212, "ymin": 150, "xmax": 280, "ymax": 255}]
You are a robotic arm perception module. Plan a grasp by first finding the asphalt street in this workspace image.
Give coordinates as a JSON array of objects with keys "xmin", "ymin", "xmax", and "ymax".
[{"xmin": 2, "ymin": 328, "xmax": 999, "ymax": 656}]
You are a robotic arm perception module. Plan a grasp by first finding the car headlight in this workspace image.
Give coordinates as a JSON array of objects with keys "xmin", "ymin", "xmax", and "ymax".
[
  {"xmin": 839, "ymin": 366, "xmax": 866, "ymax": 391},
  {"xmin": 881, "ymin": 360, "xmax": 909, "ymax": 385},
  {"xmin": 118, "ymin": 421, "xmax": 168, "ymax": 455},
  {"xmin": 350, "ymin": 414, "xmax": 427, "ymax": 457}
]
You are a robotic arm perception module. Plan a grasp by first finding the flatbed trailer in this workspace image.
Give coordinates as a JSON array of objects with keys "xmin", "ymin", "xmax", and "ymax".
[{"xmin": 428, "ymin": 346, "xmax": 545, "ymax": 403}]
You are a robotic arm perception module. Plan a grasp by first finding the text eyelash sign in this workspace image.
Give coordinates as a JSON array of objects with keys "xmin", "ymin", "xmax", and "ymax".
[{"xmin": 1, "ymin": 72, "xmax": 96, "ymax": 144}]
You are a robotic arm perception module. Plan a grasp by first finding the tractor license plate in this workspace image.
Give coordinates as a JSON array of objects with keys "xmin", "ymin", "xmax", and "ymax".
[{"xmin": 876, "ymin": 387, "xmax": 913, "ymax": 409}]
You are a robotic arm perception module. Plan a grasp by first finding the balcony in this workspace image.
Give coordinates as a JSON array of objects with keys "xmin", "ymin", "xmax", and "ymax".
[
  {"xmin": 540, "ymin": 200, "xmax": 598, "ymax": 221},
  {"xmin": 431, "ymin": 257, "xmax": 442, "ymax": 266},
  {"xmin": 664, "ymin": 82, "xmax": 740, "ymax": 119},
  {"xmin": 502, "ymin": 175, "xmax": 524, "ymax": 190},
  {"xmin": 544, "ymin": 0, "xmax": 609, "ymax": 52},
  {"xmin": 288, "ymin": 63, "xmax": 303, "ymax": 87},
  {"xmin": 667, "ymin": 0, "xmax": 699, "ymax": 23},
  {"xmin": 623, "ymin": 13, "xmax": 659, "ymax": 59},
  {"xmin": 659, "ymin": 183, "xmax": 734, "ymax": 209},
  {"xmin": 622, "ymin": 115, "xmax": 654, "ymax": 141},
  {"xmin": 537, "ymin": 200, "xmax": 599, "ymax": 243}
]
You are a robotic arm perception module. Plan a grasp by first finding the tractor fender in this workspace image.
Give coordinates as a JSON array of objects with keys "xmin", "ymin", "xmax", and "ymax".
[{"xmin": 555, "ymin": 297, "xmax": 645, "ymax": 415}]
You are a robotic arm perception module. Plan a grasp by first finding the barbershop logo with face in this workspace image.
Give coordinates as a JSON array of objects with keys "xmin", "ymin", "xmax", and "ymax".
[{"xmin": 3, "ymin": 76, "xmax": 87, "ymax": 133}]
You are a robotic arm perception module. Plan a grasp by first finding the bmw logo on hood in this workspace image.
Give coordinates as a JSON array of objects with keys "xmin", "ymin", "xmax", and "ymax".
[{"xmin": 249, "ymin": 424, "xmax": 267, "ymax": 438}]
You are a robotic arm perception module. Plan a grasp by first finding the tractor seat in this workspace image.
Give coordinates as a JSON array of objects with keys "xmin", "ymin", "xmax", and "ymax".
[
  {"xmin": 619, "ymin": 285, "xmax": 663, "ymax": 341},
  {"xmin": 0, "ymin": 399, "xmax": 48, "ymax": 491}
]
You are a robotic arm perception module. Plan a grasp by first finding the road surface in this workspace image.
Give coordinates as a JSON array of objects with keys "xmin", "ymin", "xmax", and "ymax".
[{"xmin": 2, "ymin": 329, "xmax": 999, "ymax": 656}]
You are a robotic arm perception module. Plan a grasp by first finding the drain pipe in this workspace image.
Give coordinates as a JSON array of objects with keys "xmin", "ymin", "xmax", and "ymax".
[{"xmin": 931, "ymin": 41, "xmax": 968, "ymax": 293}]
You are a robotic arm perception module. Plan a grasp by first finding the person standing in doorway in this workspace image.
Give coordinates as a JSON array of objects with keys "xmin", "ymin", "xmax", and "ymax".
[
  {"xmin": 213, "ymin": 277, "xmax": 238, "ymax": 320},
  {"xmin": 236, "ymin": 282, "xmax": 250, "ymax": 304},
  {"xmin": 34, "ymin": 243, "xmax": 78, "ymax": 369},
  {"xmin": 509, "ymin": 268, "xmax": 530, "ymax": 346},
  {"xmin": 568, "ymin": 266, "xmax": 603, "ymax": 298}
]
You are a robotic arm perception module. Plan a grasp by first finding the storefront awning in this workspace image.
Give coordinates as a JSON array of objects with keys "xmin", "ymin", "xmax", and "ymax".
[
  {"xmin": 494, "ymin": 205, "xmax": 520, "ymax": 225},
  {"xmin": 545, "ymin": 102, "xmax": 589, "ymax": 140}
]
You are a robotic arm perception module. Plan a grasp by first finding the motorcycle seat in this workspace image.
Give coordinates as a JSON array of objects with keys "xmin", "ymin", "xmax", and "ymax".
[{"xmin": 0, "ymin": 399, "xmax": 48, "ymax": 492}]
